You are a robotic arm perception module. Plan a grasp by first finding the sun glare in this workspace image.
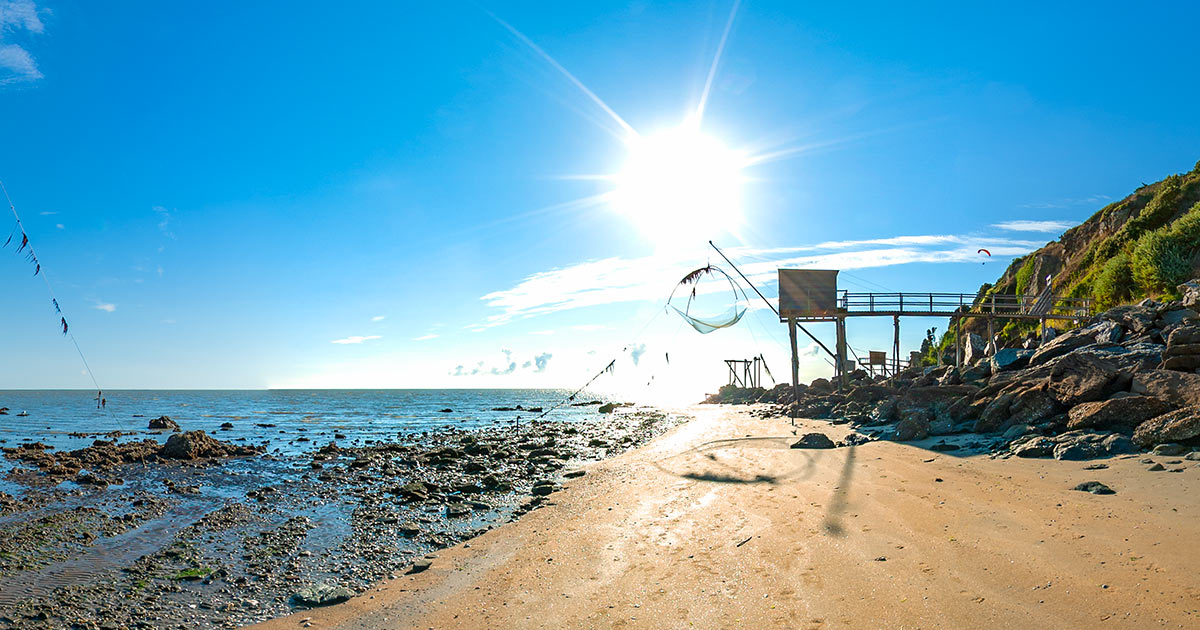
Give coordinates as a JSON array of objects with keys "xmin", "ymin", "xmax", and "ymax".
[{"xmin": 612, "ymin": 125, "xmax": 745, "ymax": 244}]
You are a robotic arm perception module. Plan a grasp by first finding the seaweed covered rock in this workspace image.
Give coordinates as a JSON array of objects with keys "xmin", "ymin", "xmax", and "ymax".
[
  {"xmin": 159, "ymin": 431, "xmax": 260, "ymax": 460},
  {"xmin": 1133, "ymin": 405, "xmax": 1200, "ymax": 447}
]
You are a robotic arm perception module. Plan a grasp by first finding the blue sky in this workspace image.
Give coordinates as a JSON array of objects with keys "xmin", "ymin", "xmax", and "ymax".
[{"xmin": 1, "ymin": 1, "xmax": 1198, "ymax": 393}]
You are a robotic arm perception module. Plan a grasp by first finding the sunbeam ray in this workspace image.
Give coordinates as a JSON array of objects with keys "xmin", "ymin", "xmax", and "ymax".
[
  {"xmin": 696, "ymin": 0, "xmax": 742, "ymax": 124},
  {"xmin": 483, "ymin": 9, "xmax": 638, "ymax": 139}
]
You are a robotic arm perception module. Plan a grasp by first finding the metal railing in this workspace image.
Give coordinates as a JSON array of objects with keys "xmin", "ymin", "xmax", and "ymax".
[{"xmin": 837, "ymin": 291, "xmax": 1092, "ymax": 319}]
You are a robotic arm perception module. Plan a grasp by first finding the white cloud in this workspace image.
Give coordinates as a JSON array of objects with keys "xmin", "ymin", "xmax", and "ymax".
[
  {"xmin": 1019, "ymin": 194, "xmax": 1110, "ymax": 210},
  {"xmin": 413, "ymin": 333, "xmax": 438, "ymax": 341},
  {"xmin": 371, "ymin": 315, "xmax": 386, "ymax": 322},
  {"xmin": 152, "ymin": 206, "xmax": 175, "ymax": 239},
  {"xmin": 38, "ymin": 210, "xmax": 55, "ymax": 215},
  {"xmin": 93, "ymin": 302, "xmax": 116, "ymax": 313},
  {"xmin": 529, "ymin": 329, "xmax": 556, "ymax": 335},
  {"xmin": 55, "ymin": 223, "xmax": 62, "ymax": 229},
  {"xmin": 450, "ymin": 350, "xmax": 552, "ymax": 376},
  {"xmin": 0, "ymin": 1, "xmax": 44, "ymax": 85},
  {"xmin": 331, "ymin": 335, "xmax": 381, "ymax": 344},
  {"xmin": 570, "ymin": 324, "xmax": 607, "ymax": 331},
  {"xmin": 478, "ymin": 234, "xmax": 1042, "ymax": 327},
  {"xmin": 991, "ymin": 220, "xmax": 1074, "ymax": 233}
]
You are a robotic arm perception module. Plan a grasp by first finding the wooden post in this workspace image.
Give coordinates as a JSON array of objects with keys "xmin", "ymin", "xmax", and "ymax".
[
  {"xmin": 835, "ymin": 317, "xmax": 848, "ymax": 392},
  {"xmin": 788, "ymin": 317, "xmax": 800, "ymax": 420},
  {"xmin": 987, "ymin": 316, "xmax": 995, "ymax": 356},
  {"xmin": 893, "ymin": 315, "xmax": 900, "ymax": 377},
  {"xmin": 954, "ymin": 316, "xmax": 962, "ymax": 367}
]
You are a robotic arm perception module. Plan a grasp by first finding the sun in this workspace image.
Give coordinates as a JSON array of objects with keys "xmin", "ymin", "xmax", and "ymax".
[{"xmin": 611, "ymin": 124, "xmax": 746, "ymax": 244}]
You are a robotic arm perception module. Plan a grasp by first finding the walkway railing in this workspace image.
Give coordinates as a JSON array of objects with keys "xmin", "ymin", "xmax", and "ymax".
[{"xmin": 836, "ymin": 291, "xmax": 1092, "ymax": 319}]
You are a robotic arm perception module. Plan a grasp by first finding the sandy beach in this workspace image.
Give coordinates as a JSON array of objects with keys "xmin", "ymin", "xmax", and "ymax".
[{"xmin": 250, "ymin": 405, "xmax": 1199, "ymax": 629}]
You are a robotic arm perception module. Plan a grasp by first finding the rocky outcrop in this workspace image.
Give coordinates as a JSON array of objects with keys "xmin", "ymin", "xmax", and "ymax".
[
  {"xmin": 148, "ymin": 416, "xmax": 180, "ymax": 431},
  {"xmin": 1131, "ymin": 370, "xmax": 1200, "ymax": 407}
]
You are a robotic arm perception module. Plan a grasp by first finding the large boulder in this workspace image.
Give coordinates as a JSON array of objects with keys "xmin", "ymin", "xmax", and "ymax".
[
  {"xmin": 991, "ymin": 348, "xmax": 1034, "ymax": 372},
  {"xmin": 1167, "ymin": 324, "xmax": 1200, "ymax": 347},
  {"xmin": 159, "ymin": 431, "xmax": 259, "ymax": 460},
  {"xmin": 148, "ymin": 416, "xmax": 180, "ymax": 431},
  {"xmin": 1130, "ymin": 370, "xmax": 1200, "ymax": 407},
  {"xmin": 1133, "ymin": 406, "xmax": 1200, "ymax": 447},
  {"xmin": 1067, "ymin": 396, "xmax": 1173, "ymax": 430},
  {"xmin": 1101, "ymin": 304, "xmax": 1158, "ymax": 333},
  {"xmin": 791, "ymin": 433, "xmax": 836, "ymax": 449},
  {"xmin": 1084, "ymin": 319, "xmax": 1125, "ymax": 345},
  {"xmin": 1046, "ymin": 353, "xmax": 1118, "ymax": 406},
  {"xmin": 894, "ymin": 411, "xmax": 930, "ymax": 441},
  {"xmin": 1029, "ymin": 329, "xmax": 1096, "ymax": 367},
  {"xmin": 974, "ymin": 392, "xmax": 1016, "ymax": 432},
  {"xmin": 963, "ymin": 333, "xmax": 986, "ymax": 364},
  {"xmin": 1007, "ymin": 383, "xmax": 1061, "ymax": 426}
]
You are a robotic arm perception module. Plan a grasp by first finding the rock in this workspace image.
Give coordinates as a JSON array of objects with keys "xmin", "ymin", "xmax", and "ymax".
[
  {"xmin": 1186, "ymin": 451, "xmax": 1200, "ymax": 461},
  {"xmin": 1163, "ymin": 355, "xmax": 1200, "ymax": 371},
  {"xmin": 930, "ymin": 441, "xmax": 960, "ymax": 451},
  {"xmin": 1151, "ymin": 443, "xmax": 1189, "ymax": 456},
  {"xmin": 1054, "ymin": 440, "xmax": 1103, "ymax": 461},
  {"xmin": 838, "ymin": 432, "xmax": 872, "ymax": 447},
  {"xmin": 159, "ymin": 431, "xmax": 258, "ymax": 460},
  {"xmin": 292, "ymin": 582, "xmax": 354, "ymax": 607},
  {"xmin": 1008, "ymin": 384, "xmax": 1061, "ymax": 426},
  {"xmin": 974, "ymin": 392, "xmax": 1015, "ymax": 433},
  {"xmin": 398, "ymin": 521, "xmax": 421, "ymax": 537},
  {"xmin": 1160, "ymin": 308, "xmax": 1199, "ymax": 327},
  {"xmin": 894, "ymin": 416, "xmax": 929, "ymax": 441},
  {"xmin": 1130, "ymin": 370, "xmax": 1200, "ymax": 407},
  {"xmin": 598, "ymin": 403, "xmax": 617, "ymax": 414},
  {"xmin": 1133, "ymin": 405, "xmax": 1200, "ymax": 447},
  {"xmin": 1047, "ymin": 353, "xmax": 1118, "ymax": 406},
  {"xmin": 1085, "ymin": 320, "xmax": 1125, "ymax": 344},
  {"xmin": 563, "ymin": 469, "xmax": 586, "ymax": 478},
  {"xmin": 991, "ymin": 349, "xmax": 1034, "ymax": 372},
  {"xmin": 790, "ymin": 433, "xmax": 836, "ymax": 449},
  {"xmin": 928, "ymin": 416, "xmax": 955, "ymax": 436},
  {"xmin": 1101, "ymin": 304, "xmax": 1158, "ymax": 333},
  {"xmin": 1101, "ymin": 434, "xmax": 1136, "ymax": 454},
  {"xmin": 1179, "ymin": 280, "xmax": 1200, "ymax": 309},
  {"xmin": 1012, "ymin": 436, "xmax": 1055, "ymax": 458},
  {"xmin": 407, "ymin": 558, "xmax": 433, "ymax": 574},
  {"xmin": 1066, "ymin": 396, "xmax": 1172, "ymax": 431},
  {"xmin": 963, "ymin": 333, "xmax": 986, "ymax": 364},
  {"xmin": 148, "ymin": 416, "xmax": 180, "ymax": 431},
  {"xmin": 1073, "ymin": 481, "xmax": 1115, "ymax": 495},
  {"xmin": 1147, "ymin": 462, "xmax": 1166, "ymax": 471},
  {"xmin": 1029, "ymin": 330, "xmax": 1096, "ymax": 367},
  {"xmin": 1167, "ymin": 323, "xmax": 1200, "ymax": 347},
  {"xmin": 1002, "ymin": 424, "xmax": 1035, "ymax": 440}
]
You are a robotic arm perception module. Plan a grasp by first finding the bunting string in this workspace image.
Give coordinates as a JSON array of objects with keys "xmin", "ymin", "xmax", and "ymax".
[{"xmin": 1, "ymin": 179, "xmax": 101, "ymax": 392}]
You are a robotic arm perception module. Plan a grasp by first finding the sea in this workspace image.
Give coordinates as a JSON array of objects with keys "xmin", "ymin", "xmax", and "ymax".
[{"xmin": 0, "ymin": 389, "xmax": 619, "ymax": 489}]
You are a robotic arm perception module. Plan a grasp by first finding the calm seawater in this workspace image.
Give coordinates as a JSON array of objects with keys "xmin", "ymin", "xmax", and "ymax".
[{"xmin": 0, "ymin": 389, "xmax": 617, "ymax": 456}]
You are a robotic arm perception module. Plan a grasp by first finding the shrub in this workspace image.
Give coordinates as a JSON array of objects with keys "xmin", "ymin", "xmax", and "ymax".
[
  {"xmin": 1093, "ymin": 251, "xmax": 1133, "ymax": 310},
  {"xmin": 1131, "ymin": 228, "xmax": 1191, "ymax": 293},
  {"xmin": 1014, "ymin": 256, "xmax": 1036, "ymax": 295}
]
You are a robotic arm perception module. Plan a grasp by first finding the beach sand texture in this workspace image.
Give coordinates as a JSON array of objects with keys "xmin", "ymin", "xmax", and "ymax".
[{"xmin": 250, "ymin": 406, "xmax": 1199, "ymax": 629}]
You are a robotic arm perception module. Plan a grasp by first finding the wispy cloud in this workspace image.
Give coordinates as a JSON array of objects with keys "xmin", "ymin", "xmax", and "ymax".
[
  {"xmin": 54, "ymin": 223, "xmax": 62, "ymax": 229},
  {"xmin": 570, "ymin": 324, "xmax": 607, "ymax": 331},
  {"xmin": 371, "ymin": 315, "xmax": 386, "ymax": 322},
  {"xmin": 331, "ymin": 335, "xmax": 381, "ymax": 344},
  {"xmin": 152, "ymin": 206, "xmax": 175, "ymax": 239},
  {"xmin": 992, "ymin": 220, "xmax": 1074, "ymax": 233},
  {"xmin": 479, "ymin": 234, "xmax": 1042, "ymax": 327},
  {"xmin": 0, "ymin": 1, "xmax": 43, "ymax": 85},
  {"xmin": 451, "ymin": 350, "xmax": 552, "ymax": 376},
  {"xmin": 413, "ymin": 333, "xmax": 438, "ymax": 341},
  {"xmin": 1019, "ymin": 194, "xmax": 1110, "ymax": 210},
  {"xmin": 93, "ymin": 302, "xmax": 116, "ymax": 313},
  {"xmin": 38, "ymin": 210, "xmax": 55, "ymax": 215}
]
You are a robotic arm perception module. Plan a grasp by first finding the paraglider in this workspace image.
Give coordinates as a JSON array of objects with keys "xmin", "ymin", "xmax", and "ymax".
[
  {"xmin": 977, "ymin": 248, "xmax": 991, "ymax": 256},
  {"xmin": 666, "ymin": 265, "xmax": 748, "ymax": 334}
]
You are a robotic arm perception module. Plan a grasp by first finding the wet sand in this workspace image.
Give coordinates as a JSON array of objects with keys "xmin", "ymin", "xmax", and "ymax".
[{"xmin": 251, "ymin": 405, "xmax": 1200, "ymax": 629}]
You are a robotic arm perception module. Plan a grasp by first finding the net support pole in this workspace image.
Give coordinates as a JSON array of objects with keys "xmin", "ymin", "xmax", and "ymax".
[
  {"xmin": 788, "ymin": 316, "xmax": 800, "ymax": 423},
  {"xmin": 835, "ymin": 316, "xmax": 848, "ymax": 392}
]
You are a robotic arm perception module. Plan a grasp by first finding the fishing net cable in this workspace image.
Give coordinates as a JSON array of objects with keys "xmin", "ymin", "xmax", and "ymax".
[{"xmin": 1, "ymin": 180, "xmax": 103, "ymax": 393}]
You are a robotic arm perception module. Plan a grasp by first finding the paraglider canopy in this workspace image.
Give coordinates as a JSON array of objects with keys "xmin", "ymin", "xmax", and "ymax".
[
  {"xmin": 667, "ymin": 265, "xmax": 748, "ymax": 334},
  {"xmin": 977, "ymin": 248, "xmax": 991, "ymax": 256}
]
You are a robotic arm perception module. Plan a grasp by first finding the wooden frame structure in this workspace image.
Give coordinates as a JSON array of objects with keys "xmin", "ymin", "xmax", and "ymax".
[
  {"xmin": 778, "ymin": 270, "xmax": 1093, "ymax": 394},
  {"xmin": 725, "ymin": 357, "xmax": 764, "ymax": 389}
]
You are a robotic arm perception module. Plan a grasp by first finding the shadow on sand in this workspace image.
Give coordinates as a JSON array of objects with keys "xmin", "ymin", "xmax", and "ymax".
[{"xmin": 821, "ymin": 445, "xmax": 857, "ymax": 537}]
